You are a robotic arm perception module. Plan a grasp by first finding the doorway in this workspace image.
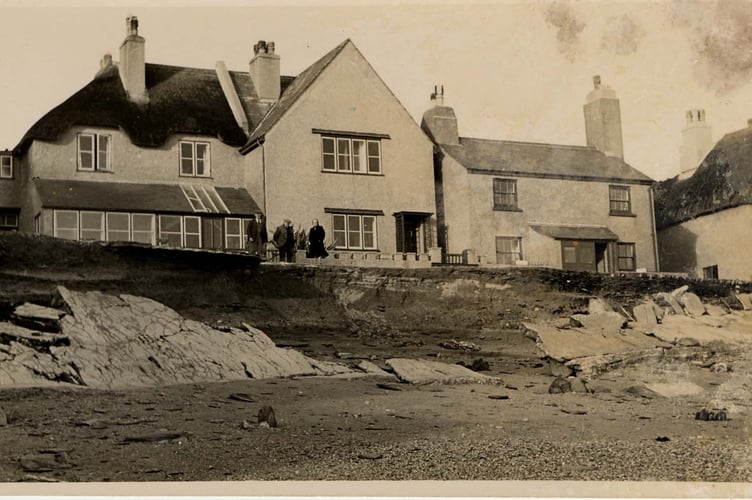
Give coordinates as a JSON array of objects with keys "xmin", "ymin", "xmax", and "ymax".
[{"xmin": 561, "ymin": 240, "xmax": 610, "ymax": 272}]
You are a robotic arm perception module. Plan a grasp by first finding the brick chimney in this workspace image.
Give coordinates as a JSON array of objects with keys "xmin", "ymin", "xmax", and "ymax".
[
  {"xmin": 678, "ymin": 109, "xmax": 713, "ymax": 180},
  {"xmin": 583, "ymin": 75, "xmax": 624, "ymax": 159},
  {"xmin": 119, "ymin": 16, "xmax": 148, "ymax": 103},
  {"xmin": 421, "ymin": 85, "xmax": 459, "ymax": 145},
  {"xmin": 249, "ymin": 40, "xmax": 280, "ymax": 102}
]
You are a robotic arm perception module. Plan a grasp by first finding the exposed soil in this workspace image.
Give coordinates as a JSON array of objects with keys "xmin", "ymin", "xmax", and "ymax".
[{"xmin": 0, "ymin": 233, "xmax": 751, "ymax": 482}]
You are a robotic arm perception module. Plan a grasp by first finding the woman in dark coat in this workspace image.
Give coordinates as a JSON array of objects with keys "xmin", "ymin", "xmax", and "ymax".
[{"xmin": 306, "ymin": 219, "xmax": 329, "ymax": 259}]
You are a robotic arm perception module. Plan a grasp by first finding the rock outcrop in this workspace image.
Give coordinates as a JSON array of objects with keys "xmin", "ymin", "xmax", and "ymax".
[{"xmin": 0, "ymin": 287, "xmax": 353, "ymax": 389}]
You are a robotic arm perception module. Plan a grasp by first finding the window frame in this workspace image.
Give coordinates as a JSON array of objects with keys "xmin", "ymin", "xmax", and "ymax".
[
  {"xmin": 131, "ymin": 213, "xmax": 156, "ymax": 245},
  {"xmin": 105, "ymin": 212, "xmax": 131, "ymax": 242},
  {"xmin": 0, "ymin": 211, "xmax": 18, "ymax": 230},
  {"xmin": 331, "ymin": 213, "xmax": 378, "ymax": 250},
  {"xmin": 609, "ymin": 185, "xmax": 633, "ymax": 216},
  {"xmin": 702, "ymin": 265, "xmax": 719, "ymax": 280},
  {"xmin": 495, "ymin": 236, "xmax": 522, "ymax": 265},
  {"xmin": 79, "ymin": 211, "xmax": 105, "ymax": 241},
  {"xmin": 321, "ymin": 135, "xmax": 382, "ymax": 175},
  {"xmin": 77, "ymin": 133, "xmax": 112, "ymax": 172},
  {"xmin": 0, "ymin": 155, "xmax": 12, "ymax": 179},
  {"xmin": 493, "ymin": 178, "xmax": 519, "ymax": 211},
  {"xmin": 616, "ymin": 242, "xmax": 636, "ymax": 271},
  {"xmin": 53, "ymin": 210, "xmax": 80, "ymax": 241},
  {"xmin": 158, "ymin": 214, "xmax": 184, "ymax": 247},
  {"xmin": 179, "ymin": 140, "xmax": 212, "ymax": 178}
]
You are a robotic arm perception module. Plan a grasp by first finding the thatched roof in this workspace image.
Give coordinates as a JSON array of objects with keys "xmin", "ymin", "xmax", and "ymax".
[
  {"xmin": 654, "ymin": 125, "xmax": 752, "ymax": 229},
  {"xmin": 16, "ymin": 63, "xmax": 253, "ymax": 152},
  {"xmin": 440, "ymin": 137, "xmax": 654, "ymax": 184}
]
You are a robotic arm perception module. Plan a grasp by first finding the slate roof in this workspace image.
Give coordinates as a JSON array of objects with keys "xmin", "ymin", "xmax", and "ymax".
[
  {"xmin": 34, "ymin": 179, "xmax": 260, "ymax": 216},
  {"xmin": 654, "ymin": 125, "xmax": 752, "ymax": 229},
  {"xmin": 530, "ymin": 224, "xmax": 619, "ymax": 241},
  {"xmin": 241, "ymin": 39, "xmax": 351, "ymax": 152},
  {"xmin": 16, "ymin": 64, "xmax": 251, "ymax": 152},
  {"xmin": 440, "ymin": 137, "xmax": 654, "ymax": 184}
]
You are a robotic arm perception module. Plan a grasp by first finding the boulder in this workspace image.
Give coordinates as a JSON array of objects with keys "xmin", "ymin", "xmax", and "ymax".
[
  {"xmin": 680, "ymin": 293, "xmax": 706, "ymax": 317},
  {"xmin": 385, "ymin": 358, "xmax": 502, "ymax": 385},
  {"xmin": 705, "ymin": 304, "xmax": 728, "ymax": 317},
  {"xmin": 569, "ymin": 312, "xmax": 626, "ymax": 335},
  {"xmin": 632, "ymin": 303, "xmax": 658, "ymax": 326},
  {"xmin": 624, "ymin": 385, "xmax": 662, "ymax": 399},
  {"xmin": 654, "ymin": 292, "xmax": 684, "ymax": 315},
  {"xmin": 588, "ymin": 297, "xmax": 614, "ymax": 315},
  {"xmin": 546, "ymin": 358, "xmax": 574, "ymax": 378},
  {"xmin": 548, "ymin": 376, "xmax": 571, "ymax": 394},
  {"xmin": 12, "ymin": 303, "xmax": 66, "ymax": 332},
  {"xmin": 733, "ymin": 293, "xmax": 752, "ymax": 311},
  {"xmin": 568, "ymin": 377, "xmax": 590, "ymax": 393},
  {"xmin": 258, "ymin": 406, "xmax": 277, "ymax": 428},
  {"xmin": 671, "ymin": 285, "xmax": 689, "ymax": 300}
]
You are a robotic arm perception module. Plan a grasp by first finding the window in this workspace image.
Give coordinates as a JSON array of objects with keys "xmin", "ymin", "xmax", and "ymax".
[
  {"xmin": 179, "ymin": 184, "xmax": 227, "ymax": 213},
  {"xmin": 1, "ymin": 155, "xmax": 12, "ymax": 179},
  {"xmin": 180, "ymin": 141, "xmax": 211, "ymax": 177},
  {"xmin": 80, "ymin": 211, "xmax": 104, "ymax": 241},
  {"xmin": 131, "ymin": 214, "xmax": 155, "ymax": 245},
  {"xmin": 184, "ymin": 216, "xmax": 201, "ymax": 248},
  {"xmin": 225, "ymin": 218, "xmax": 243, "ymax": 249},
  {"xmin": 321, "ymin": 136, "xmax": 382, "ymax": 174},
  {"xmin": 0, "ymin": 211, "xmax": 18, "ymax": 230},
  {"xmin": 34, "ymin": 214, "xmax": 41, "ymax": 234},
  {"xmin": 106, "ymin": 212, "xmax": 130, "ymax": 242},
  {"xmin": 77, "ymin": 133, "xmax": 111, "ymax": 171},
  {"xmin": 617, "ymin": 242, "xmax": 636, "ymax": 271},
  {"xmin": 493, "ymin": 178, "xmax": 518, "ymax": 210},
  {"xmin": 609, "ymin": 185, "xmax": 632, "ymax": 215},
  {"xmin": 703, "ymin": 265, "xmax": 719, "ymax": 280},
  {"xmin": 496, "ymin": 236, "xmax": 522, "ymax": 265},
  {"xmin": 332, "ymin": 213, "xmax": 377, "ymax": 250},
  {"xmin": 159, "ymin": 215, "xmax": 183, "ymax": 246},
  {"xmin": 54, "ymin": 210, "xmax": 79, "ymax": 240}
]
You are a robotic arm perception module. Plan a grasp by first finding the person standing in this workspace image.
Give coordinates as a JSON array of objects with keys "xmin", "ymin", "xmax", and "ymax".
[
  {"xmin": 246, "ymin": 213, "xmax": 268, "ymax": 258},
  {"xmin": 306, "ymin": 219, "xmax": 329, "ymax": 260},
  {"xmin": 273, "ymin": 219, "xmax": 295, "ymax": 263}
]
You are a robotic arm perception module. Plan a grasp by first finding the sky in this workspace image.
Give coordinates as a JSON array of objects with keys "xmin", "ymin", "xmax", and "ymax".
[{"xmin": 2, "ymin": 0, "xmax": 752, "ymax": 180}]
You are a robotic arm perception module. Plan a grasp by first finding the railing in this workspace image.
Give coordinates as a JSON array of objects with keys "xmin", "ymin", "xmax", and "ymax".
[{"xmin": 444, "ymin": 253, "xmax": 465, "ymax": 265}]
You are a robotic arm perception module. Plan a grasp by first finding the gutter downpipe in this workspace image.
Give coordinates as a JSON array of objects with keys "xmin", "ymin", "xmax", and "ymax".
[
  {"xmin": 648, "ymin": 184, "xmax": 660, "ymax": 273},
  {"xmin": 261, "ymin": 142, "xmax": 267, "ymax": 217}
]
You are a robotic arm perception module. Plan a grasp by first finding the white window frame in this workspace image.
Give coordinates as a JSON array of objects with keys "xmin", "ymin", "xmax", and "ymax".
[
  {"xmin": 225, "ymin": 217, "xmax": 243, "ymax": 249},
  {"xmin": 131, "ymin": 213, "xmax": 155, "ymax": 245},
  {"xmin": 106, "ymin": 212, "xmax": 131, "ymax": 242},
  {"xmin": 77, "ymin": 133, "xmax": 111, "ymax": 171},
  {"xmin": 183, "ymin": 216, "xmax": 202, "ymax": 248},
  {"xmin": 616, "ymin": 242, "xmax": 636, "ymax": 271},
  {"xmin": 34, "ymin": 213, "xmax": 41, "ymax": 234},
  {"xmin": 79, "ymin": 211, "xmax": 105, "ymax": 241},
  {"xmin": 495, "ymin": 236, "xmax": 522, "ymax": 265},
  {"xmin": 158, "ymin": 215, "xmax": 184, "ymax": 247},
  {"xmin": 0, "ymin": 155, "xmax": 12, "ymax": 179},
  {"xmin": 331, "ymin": 213, "xmax": 378, "ymax": 250},
  {"xmin": 179, "ymin": 140, "xmax": 211, "ymax": 178},
  {"xmin": 321, "ymin": 136, "xmax": 382, "ymax": 175},
  {"xmin": 54, "ymin": 210, "xmax": 80, "ymax": 241}
]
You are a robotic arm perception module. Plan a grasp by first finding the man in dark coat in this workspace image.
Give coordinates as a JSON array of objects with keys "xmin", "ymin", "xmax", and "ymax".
[
  {"xmin": 306, "ymin": 219, "xmax": 329, "ymax": 259},
  {"xmin": 273, "ymin": 219, "xmax": 295, "ymax": 263},
  {"xmin": 246, "ymin": 213, "xmax": 268, "ymax": 258}
]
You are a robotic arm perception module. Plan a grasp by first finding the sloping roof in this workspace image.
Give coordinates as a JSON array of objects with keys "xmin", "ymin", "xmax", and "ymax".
[
  {"xmin": 440, "ymin": 137, "xmax": 654, "ymax": 184},
  {"xmin": 241, "ymin": 39, "xmax": 351, "ymax": 152},
  {"xmin": 16, "ymin": 63, "xmax": 249, "ymax": 153},
  {"xmin": 34, "ymin": 179, "xmax": 260, "ymax": 216},
  {"xmin": 654, "ymin": 126, "xmax": 752, "ymax": 229},
  {"xmin": 530, "ymin": 224, "xmax": 619, "ymax": 241}
]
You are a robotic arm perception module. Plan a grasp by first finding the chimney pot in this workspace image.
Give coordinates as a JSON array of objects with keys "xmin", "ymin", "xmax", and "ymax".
[
  {"xmin": 430, "ymin": 84, "xmax": 444, "ymax": 106},
  {"xmin": 593, "ymin": 75, "xmax": 601, "ymax": 88},
  {"xmin": 126, "ymin": 16, "xmax": 139, "ymax": 36},
  {"xmin": 100, "ymin": 53, "xmax": 113, "ymax": 69}
]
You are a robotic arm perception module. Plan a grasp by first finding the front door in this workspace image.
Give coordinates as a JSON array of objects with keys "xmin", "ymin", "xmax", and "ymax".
[
  {"xmin": 395, "ymin": 214, "xmax": 421, "ymax": 253},
  {"xmin": 561, "ymin": 240, "xmax": 596, "ymax": 272}
]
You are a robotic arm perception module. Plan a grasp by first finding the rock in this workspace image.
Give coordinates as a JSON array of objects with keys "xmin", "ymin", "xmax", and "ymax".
[
  {"xmin": 588, "ymin": 297, "xmax": 614, "ymax": 315},
  {"xmin": 675, "ymin": 337, "xmax": 700, "ymax": 347},
  {"xmin": 709, "ymin": 362, "xmax": 732, "ymax": 373},
  {"xmin": 649, "ymin": 300, "xmax": 665, "ymax": 322},
  {"xmin": 457, "ymin": 358, "xmax": 490, "ymax": 372},
  {"xmin": 733, "ymin": 293, "xmax": 752, "ymax": 310},
  {"xmin": 386, "ymin": 358, "xmax": 502, "ymax": 385},
  {"xmin": 696, "ymin": 409, "xmax": 728, "ymax": 421},
  {"xmin": 258, "ymin": 421, "xmax": 271, "ymax": 429},
  {"xmin": 680, "ymin": 293, "xmax": 706, "ymax": 317},
  {"xmin": 548, "ymin": 376, "xmax": 571, "ymax": 394},
  {"xmin": 357, "ymin": 452, "xmax": 383, "ymax": 460},
  {"xmin": 614, "ymin": 305, "xmax": 635, "ymax": 322},
  {"xmin": 568, "ymin": 377, "xmax": 590, "ymax": 393},
  {"xmin": 645, "ymin": 382, "xmax": 704, "ymax": 398},
  {"xmin": 438, "ymin": 340, "xmax": 481, "ymax": 351},
  {"xmin": 258, "ymin": 405, "xmax": 277, "ymax": 428},
  {"xmin": 12, "ymin": 303, "xmax": 66, "ymax": 332},
  {"xmin": 488, "ymin": 395, "xmax": 509, "ymax": 400},
  {"xmin": 75, "ymin": 418, "xmax": 108, "ymax": 429},
  {"xmin": 376, "ymin": 382, "xmax": 402, "ymax": 391},
  {"xmin": 21, "ymin": 473, "xmax": 61, "ymax": 482},
  {"xmin": 655, "ymin": 436, "xmax": 670, "ymax": 442},
  {"xmin": 0, "ymin": 322, "xmax": 70, "ymax": 350},
  {"xmin": 0, "ymin": 406, "xmax": 7, "ymax": 426},
  {"xmin": 705, "ymin": 304, "xmax": 727, "ymax": 317},
  {"xmin": 624, "ymin": 385, "xmax": 662, "ymax": 399},
  {"xmin": 552, "ymin": 317, "xmax": 572, "ymax": 329},
  {"xmin": 356, "ymin": 361, "xmax": 393, "ymax": 377},
  {"xmin": 654, "ymin": 292, "xmax": 684, "ymax": 315},
  {"xmin": 570, "ymin": 312, "xmax": 625, "ymax": 335},
  {"xmin": 228, "ymin": 393, "xmax": 255, "ymax": 403},
  {"xmin": 241, "ymin": 419, "xmax": 253, "ymax": 430},
  {"xmin": 18, "ymin": 454, "xmax": 69, "ymax": 472},
  {"xmin": 122, "ymin": 431, "xmax": 188, "ymax": 443},
  {"xmin": 632, "ymin": 303, "xmax": 658, "ymax": 326},
  {"xmin": 671, "ymin": 285, "xmax": 689, "ymax": 300},
  {"xmin": 546, "ymin": 358, "xmax": 574, "ymax": 378}
]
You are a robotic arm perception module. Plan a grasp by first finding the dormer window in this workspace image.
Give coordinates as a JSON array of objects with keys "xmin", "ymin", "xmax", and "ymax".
[
  {"xmin": 180, "ymin": 141, "xmax": 211, "ymax": 177},
  {"xmin": 0, "ymin": 155, "xmax": 12, "ymax": 179},
  {"xmin": 78, "ymin": 133, "xmax": 111, "ymax": 171}
]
